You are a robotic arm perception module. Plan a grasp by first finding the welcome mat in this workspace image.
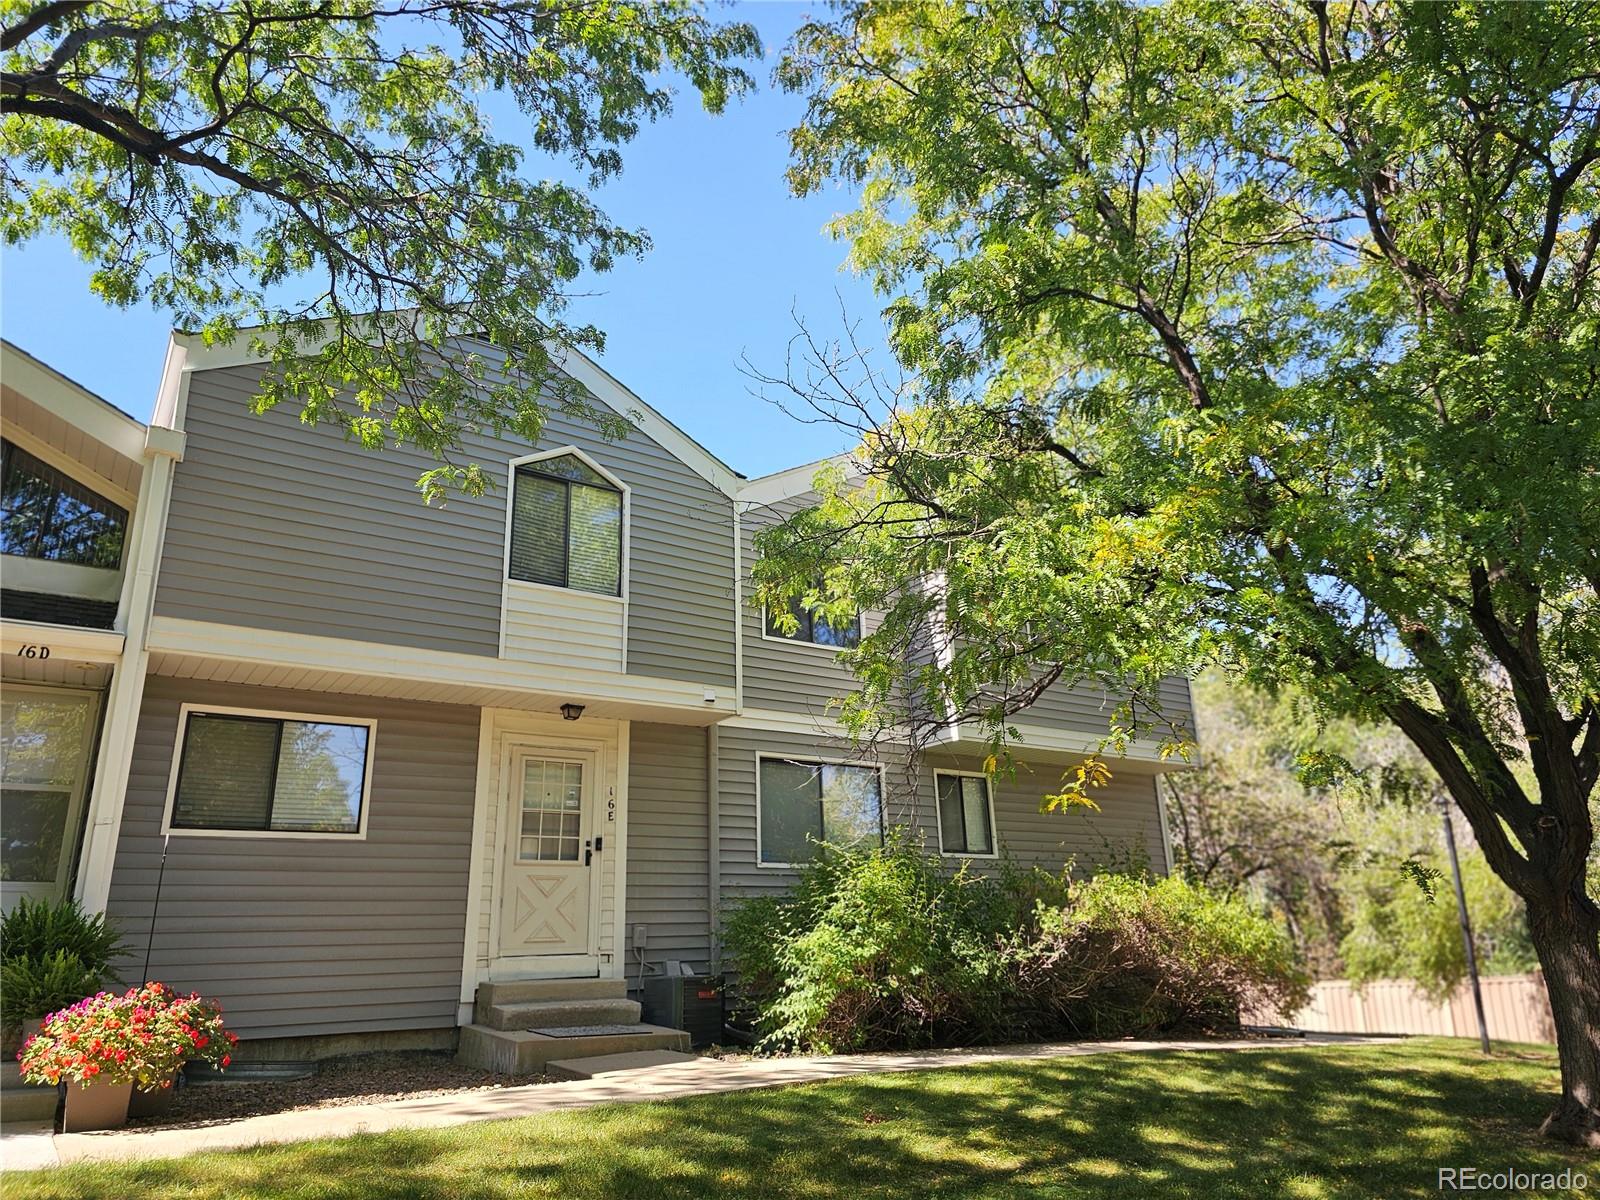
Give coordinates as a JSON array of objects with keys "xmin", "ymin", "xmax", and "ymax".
[{"xmin": 528, "ymin": 1024, "xmax": 652, "ymax": 1038}]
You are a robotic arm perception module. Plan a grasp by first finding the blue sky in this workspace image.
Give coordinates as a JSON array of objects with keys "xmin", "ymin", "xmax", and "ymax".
[{"xmin": 0, "ymin": 3, "xmax": 885, "ymax": 479}]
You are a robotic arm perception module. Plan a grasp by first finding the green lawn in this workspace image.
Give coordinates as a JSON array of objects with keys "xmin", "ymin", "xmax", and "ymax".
[{"xmin": 10, "ymin": 1039, "xmax": 1595, "ymax": 1199}]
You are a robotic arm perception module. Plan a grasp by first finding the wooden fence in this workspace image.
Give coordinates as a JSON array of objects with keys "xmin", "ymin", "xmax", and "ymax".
[{"xmin": 1249, "ymin": 973, "xmax": 1555, "ymax": 1044}]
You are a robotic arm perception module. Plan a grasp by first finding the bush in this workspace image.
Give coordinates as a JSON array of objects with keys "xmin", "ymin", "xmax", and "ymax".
[
  {"xmin": 724, "ymin": 839, "xmax": 1307, "ymax": 1053},
  {"xmin": 1016, "ymin": 874, "xmax": 1310, "ymax": 1038},
  {"xmin": 1, "ymin": 950, "xmax": 103, "ymax": 1028},
  {"xmin": 0, "ymin": 898, "xmax": 127, "ymax": 1029}
]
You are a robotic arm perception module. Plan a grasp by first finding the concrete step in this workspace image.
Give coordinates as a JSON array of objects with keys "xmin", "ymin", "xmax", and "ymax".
[
  {"xmin": 477, "ymin": 997, "xmax": 641, "ymax": 1032},
  {"xmin": 477, "ymin": 978, "xmax": 628, "ymax": 1007},
  {"xmin": 457, "ymin": 1023, "xmax": 690, "ymax": 1075},
  {"xmin": 545, "ymin": 1049, "xmax": 703, "ymax": 1081},
  {"xmin": 0, "ymin": 1071, "xmax": 59, "ymax": 1125}
]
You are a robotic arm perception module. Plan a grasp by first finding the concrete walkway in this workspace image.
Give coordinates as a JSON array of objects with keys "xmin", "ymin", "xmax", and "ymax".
[{"xmin": 4, "ymin": 1034, "xmax": 1375, "ymax": 1170}]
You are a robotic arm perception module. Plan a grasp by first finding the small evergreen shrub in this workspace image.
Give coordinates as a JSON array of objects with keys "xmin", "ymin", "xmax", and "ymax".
[
  {"xmin": 724, "ymin": 840, "xmax": 1307, "ymax": 1053},
  {"xmin": 0, "ymin": 898, "xmax": 127, "ymax": 1029}
]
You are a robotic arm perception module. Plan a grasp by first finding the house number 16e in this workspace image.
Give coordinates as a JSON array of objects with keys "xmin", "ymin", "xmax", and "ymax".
[
  {"xmin": 14, "ymin": 644, "xmax": 50, "ymax": 659},
  {"xmin": 607, "ymin": 788, "xmax": 616, "ymax": 821}
]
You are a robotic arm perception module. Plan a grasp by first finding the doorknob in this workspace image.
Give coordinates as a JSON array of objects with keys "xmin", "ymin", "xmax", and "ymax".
[{"xmin": 584, "ymin": 839, "xmax": 593, "ymax": 866}]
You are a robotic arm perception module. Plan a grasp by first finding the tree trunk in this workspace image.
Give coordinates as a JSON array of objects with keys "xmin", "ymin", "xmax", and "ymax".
[{"xmin": 1526, "ymin": 886, "xmax": 1600, "ymax": 1147}]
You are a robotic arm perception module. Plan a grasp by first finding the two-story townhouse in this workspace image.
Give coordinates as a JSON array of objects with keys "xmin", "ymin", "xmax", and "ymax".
[{"xmin": 0, "ymin": 329, "xmax": 1192, "ymax": 1072}]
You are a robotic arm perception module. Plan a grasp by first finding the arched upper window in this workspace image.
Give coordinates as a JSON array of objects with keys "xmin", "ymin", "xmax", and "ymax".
[{"xmin": 508, "ymin": 452, "xmax": 623, "ymax": 596}]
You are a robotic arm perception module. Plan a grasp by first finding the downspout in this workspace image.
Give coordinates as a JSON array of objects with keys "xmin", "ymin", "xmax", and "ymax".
[
  {"xmin": 75, "ymin": 343, "xmax": 188, "ymax": 915},
  {"xmin": 707, "ymin": 722, "xmax": 721, "ymax": 970}
]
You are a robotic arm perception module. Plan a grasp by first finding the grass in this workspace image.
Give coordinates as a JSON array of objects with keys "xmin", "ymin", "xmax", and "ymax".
[{"xmin": 8, "ymin": 1039, "xmax": 1595, "ymax": 1199}]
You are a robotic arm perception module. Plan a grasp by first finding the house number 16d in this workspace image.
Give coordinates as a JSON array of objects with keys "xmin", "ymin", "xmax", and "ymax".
[{"xmin": 14, "ymin": 644, "xmax": 51, "ymax": 659}]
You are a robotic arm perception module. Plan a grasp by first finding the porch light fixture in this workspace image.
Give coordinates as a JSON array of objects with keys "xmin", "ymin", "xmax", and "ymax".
[{"xmin": 560, "ymin": 703, "xmax": 585, "ymax": 722}]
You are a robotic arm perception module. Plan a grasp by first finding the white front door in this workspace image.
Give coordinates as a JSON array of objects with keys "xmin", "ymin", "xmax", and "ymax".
[
  {"xmin": 1, "ymin": 685, "xmax": 101, "ymax": 914},
  {"xmin": 496, "ymin": 751, "xmax": 600, "ymax": 968}
]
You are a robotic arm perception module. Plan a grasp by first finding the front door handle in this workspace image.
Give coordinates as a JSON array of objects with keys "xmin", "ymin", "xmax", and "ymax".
[{"xmin": 584, "ymin": 840, "xmax": 593, "ymax": 866}]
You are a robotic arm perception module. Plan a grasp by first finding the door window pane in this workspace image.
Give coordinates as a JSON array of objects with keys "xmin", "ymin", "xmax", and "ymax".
[
  {"xmin": 0, "ymin": 790, "xmax": 69, "ymax": 882},
  {"xmin": 518, "ymin": 758, "xmax": 582, "ymax": 861},
  {"xmin": 1, "ymin": 690, "xmax": 98, "ymax": 886}
]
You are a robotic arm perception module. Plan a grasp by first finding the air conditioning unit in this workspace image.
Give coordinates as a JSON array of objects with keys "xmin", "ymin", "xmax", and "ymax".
[{"xmin": 642, "ymin": 970, "xmax": 724, "ymax": 1048}]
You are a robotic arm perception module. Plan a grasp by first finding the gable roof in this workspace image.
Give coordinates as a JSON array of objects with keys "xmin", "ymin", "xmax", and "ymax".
[
  {"xmin": 737, "ymin": 453, "xmax": 860, "ymax": 506},
  {"xmin": 1, "ymin": 338, "xmax": 148, "ymax": 463},
  {"xmin": 168, "ymin": 323, "xmax": 745, "ymax": 500}
]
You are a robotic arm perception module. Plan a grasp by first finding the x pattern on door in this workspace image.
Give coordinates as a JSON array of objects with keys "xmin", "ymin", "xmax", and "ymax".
[{"xmin": 498, "ymin": 755, "xmax": 592, "ymax": 958}]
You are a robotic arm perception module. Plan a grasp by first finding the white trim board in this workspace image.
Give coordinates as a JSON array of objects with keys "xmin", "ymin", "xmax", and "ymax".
[
  {"xmin": 1, "ymin": 621, "xmax": 125, "ymax": 663},
  {"xmin": 0, "ymin": 339, "xmax": 148, "ymax": 461},
  {"xmin": 736, "ymin": 454, "xmax": 856, "ymax": 506},
  {"xmin": 146, "ymin": 615, "xmax": 736, "ymax": 722},
  {"xmin": 463, "ymin": 708, "xmax": 629, "ymax": 997},
  {"xmin": 0, "ymin": 419, "xmax": 140, "ymax": 512}
]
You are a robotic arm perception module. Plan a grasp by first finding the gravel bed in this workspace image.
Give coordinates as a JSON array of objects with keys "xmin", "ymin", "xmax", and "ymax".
[{"xmin": 127, "ymin": 1052, "xmax": 545, "ymax": 1130}]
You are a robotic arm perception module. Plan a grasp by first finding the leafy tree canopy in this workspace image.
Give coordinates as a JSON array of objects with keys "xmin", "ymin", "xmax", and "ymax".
[
  {"xmin": 1, "ymin": 0, "xmax": 760, "ymax": 498},
  {"xmin": 762, "ymin": 0, "xmax": 1600, "ymax": 1140}
]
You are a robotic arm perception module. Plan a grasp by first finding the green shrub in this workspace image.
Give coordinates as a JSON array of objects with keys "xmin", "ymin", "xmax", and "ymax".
[
  {"xmin": 1, "ymin": 950, "xmax": 104, "ymax": 1028},
  {"xmin": 1018, "ymin": 874, "xmax": 1311, "ymax": 1038},
  {"xmin": 724, "ymin": 835, "xmax": 1059, "ymax": 1052},
  {"xmin": 724, "ymin": 840, "xmax": 1307, "ymax": 1053},
  {"xmin": 0, "ymin": 897, "xmax": 127, "ymax": 1027}
]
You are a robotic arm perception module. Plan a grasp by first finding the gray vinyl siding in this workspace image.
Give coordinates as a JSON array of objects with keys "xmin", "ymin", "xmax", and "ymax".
[
  {"xmin": 105, "ymin": 677, "xmax": 479, "ymax": 1040},
  {"xmin": 922, "ymin": 751, "xmax": 1169, "ymax": 877},
  {"xmin": 156, "ymin": 357, "xmax": 736, "ymax": 689},
  {"xmin": 1015, "ymin": 673, "xmax": 1197, "ymax": 747},
  {"xmin": 717, "ymin": 725, "xmax": 1169, "ymax": 908},
  {"xmin": 739, "ymin": 494, "xmax": 864, "ymax": 716},
  {"xmin": 715, "ymin": 727, "xmax": 926, "ymax": 904},
  {"xmin": 624, "ymin": 723, "xmax": 713, "ymax": 982}
]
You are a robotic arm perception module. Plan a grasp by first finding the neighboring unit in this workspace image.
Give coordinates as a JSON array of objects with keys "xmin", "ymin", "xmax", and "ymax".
[{"xmin": 0, "ymin": 332, "xmax": 1193, "ymax": 1066}]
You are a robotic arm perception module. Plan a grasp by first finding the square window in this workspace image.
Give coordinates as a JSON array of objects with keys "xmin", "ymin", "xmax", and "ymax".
[
  {"xmin": 758, "ymin": 757, "xmax": 883, "ymax": 865},
  {"xmin": 170, "ymin": 711, "xmax": 372, "ymax": 836}
]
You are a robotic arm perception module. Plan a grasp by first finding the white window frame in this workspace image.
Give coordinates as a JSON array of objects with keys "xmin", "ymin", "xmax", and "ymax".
[
  {"xmin": 753, "ymin": 751, "xmax": 887, "ymax": 869},
  {"xmin": 160, "ymin": 703, "xmax": 377, "ymax": 840},
  {"xmin": 501, "ymin": 445, "xmax": 630, "ymax": 603},
  {"xmin": 932, "ymin": 769, "xmax": 999, "ymax": 860},
  {"xmin": 758, "ymin": 601, "xmax": 863, "ymax": 653}
]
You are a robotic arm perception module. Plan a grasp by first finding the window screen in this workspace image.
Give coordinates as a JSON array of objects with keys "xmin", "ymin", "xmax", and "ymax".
[
  {"xmin": 171, "ymin": 713, "xmax": 372, "ymax": 834},
  {"xmin": 508, "ymin": 455, "xmax": 622, "ymax": 595},
  {"xmin": 937, "ymin": 774, "xmax": 995, "ymax": 855},
  {"xmin": 758, "ymin": 758, "xmax": 883, "ymax": 865},
  {"xmin": 0, "ymin": 439, "xmax": 127, "ymax": 568}
]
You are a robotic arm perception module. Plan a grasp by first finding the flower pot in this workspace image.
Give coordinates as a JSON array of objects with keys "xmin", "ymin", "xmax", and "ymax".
[
  {"xmin": 128, "ymin": 1073, "xmax": 181, "ymax": 1118},
  {"xmin": 61, "ymin": 1080, "xmax": 133, "ymax": 1132}
]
